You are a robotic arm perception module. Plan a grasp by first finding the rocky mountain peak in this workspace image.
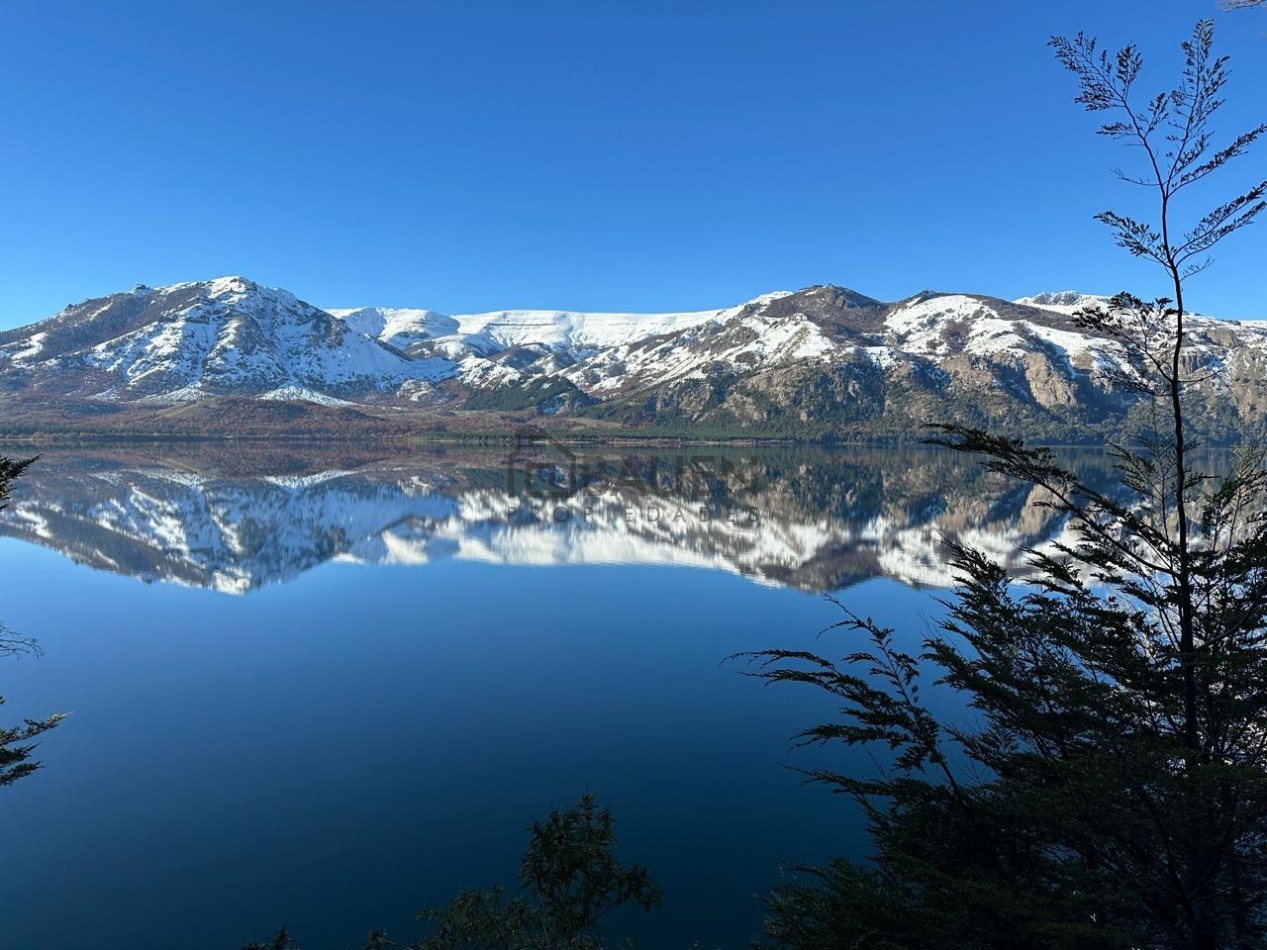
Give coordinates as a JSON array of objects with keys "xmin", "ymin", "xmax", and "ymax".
[{"xmin": 1014, "ymin": 291, "xmax": 1110, "ymax": 311}]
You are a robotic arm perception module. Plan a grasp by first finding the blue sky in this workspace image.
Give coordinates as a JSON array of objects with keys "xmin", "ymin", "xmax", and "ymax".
[{"xmin": 0, "ymin": 0, "xmax": 1263, "ymax": 328}]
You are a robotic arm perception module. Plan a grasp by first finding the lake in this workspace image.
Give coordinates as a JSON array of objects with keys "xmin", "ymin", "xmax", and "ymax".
[{"xmin": 0, "ymin": 440, "xmax": 1080, "ymax": 949}]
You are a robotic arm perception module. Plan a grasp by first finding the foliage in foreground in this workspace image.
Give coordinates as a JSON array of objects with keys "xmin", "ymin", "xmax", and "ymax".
[
  {"xmin": 242, "ymin": 794, "xmax": 661, "ymax": 950},
  {"xmin": 0, "ymin": 454, "xmax": 63, "ymax": 787},
  {"xmin": 750, "ymin": 19, "xmax": 1267, "ymax": 950}
]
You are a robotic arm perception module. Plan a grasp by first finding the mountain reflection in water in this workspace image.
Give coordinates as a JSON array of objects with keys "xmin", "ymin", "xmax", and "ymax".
[{"xmin": 0, "ymin": 441, "xmax": 1101, "ymax": 594}]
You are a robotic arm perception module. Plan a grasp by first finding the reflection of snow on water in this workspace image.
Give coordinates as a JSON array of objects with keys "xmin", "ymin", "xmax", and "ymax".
[{"xmin": 0, "ymin": 450, "xmax": 1087, "ymax": 595}]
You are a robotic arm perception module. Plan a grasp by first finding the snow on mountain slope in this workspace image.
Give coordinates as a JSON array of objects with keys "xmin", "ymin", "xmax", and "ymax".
[
  {"xmin": 3, "ymin": 276, "xmax": 1264, "ymax": 436},
  {"xmin": 880, "ymin": 290, "xmax": 1266, "ymax": 398},
  {"xmin": 554, "ymin": 297, "xmax": 839, "ymax": 395},
  {"xmin": 450, "ymin": 306, "xmax": 728, "ymax": 351},
  {"xmin": 1013, "ymin": 291, "xmax": 1113, "ymax": 315},
  {"xmin": 886, "ymin": 293, "xmax": 1126, "ymax": 370},
  {"xmin": 0, "ymin": 277, "xmax": 454, "ymax": 402},
  {"xmin": 329, "ymin": 307, "xmax": 459, "ymax": 351},
  {"xmin": 327, "ymin": 297, "xmax": 787, "ymax": 356},
  {"xmin": 1013, "ymin": 290, "xmax": 1267, "ymax": 360},
  {"xmin": 326, "ymin": 292, "xmax": 800, "ymax": 393},
  {"xmin": 1014, "ymin": 290, "xmax": 1231, "ymax": 325}
]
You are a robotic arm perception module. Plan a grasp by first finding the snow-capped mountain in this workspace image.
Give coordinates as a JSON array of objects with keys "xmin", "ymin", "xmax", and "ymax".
[
  {"xmin": 326, "ymin": 292, "xmax": 810, "ymax": 406},
  {"xmin": 2, "ymin": 277, "xmax": 1263, "ymax": 438},
  {"xmin": 1013, "ymin": 290, "xmax": 1113, "ymax": 314},
  {"xmin": 0, "ymin": 276, "xmax": 450, "ymax": 402}
]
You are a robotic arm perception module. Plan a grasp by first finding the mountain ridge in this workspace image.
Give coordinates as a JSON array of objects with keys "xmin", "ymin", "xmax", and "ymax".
[{"xmin": 2, "ymin": 276, "xmax": 1263, "ymax": 441}]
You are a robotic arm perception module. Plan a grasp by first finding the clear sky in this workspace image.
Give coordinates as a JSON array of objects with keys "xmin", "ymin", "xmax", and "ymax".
[{"xmin": 0, "ymin": 0, "xmax": 1263, "ymax": 328}]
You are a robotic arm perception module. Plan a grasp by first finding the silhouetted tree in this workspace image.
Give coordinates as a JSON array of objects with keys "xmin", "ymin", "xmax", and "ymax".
[
  {"xmin": 241, "ymin": 929, "xmax": 299, "ymax": 950},
  {"xmin": 0, "ymin": 455, "xmax": 62, "ymax": 787},
  {"xmin": 415, "ymin": 796, "xmax": 659, "ymax": 949},
  {"xmin": 242, "ymin": 795, "xmax": 660, "ymax": 950},
  {"xmin": 748, "ymin": 20, "xmax": 1267, "ymax": 949}
]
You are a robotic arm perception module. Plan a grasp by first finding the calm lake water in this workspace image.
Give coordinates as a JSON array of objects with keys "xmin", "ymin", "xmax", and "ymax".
[{"xmin": 0, "ymin": 441, "xmax": 1077, "ymax": 949}]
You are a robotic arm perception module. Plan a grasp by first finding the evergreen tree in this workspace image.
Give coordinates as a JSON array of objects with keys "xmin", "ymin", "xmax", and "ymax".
[
  {"xmin": 748, "ymin": 21, "xmax": 1267, "ymax": 949},
  {"xmin": 241, "ymin": 795, "xmax": 660, "ymax": 950},
  {"xmin": 414, "ymin": 794, "xmax": 660, "ymax": 950}
]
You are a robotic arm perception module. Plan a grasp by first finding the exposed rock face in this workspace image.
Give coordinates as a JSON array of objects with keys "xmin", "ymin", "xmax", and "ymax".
[
  {"xmin": 1, "ymin": 277, "xmax": 1262, "ymax": 439},
  {"xmin": 1023, "ymin": 351, "xmax": 1077, "ymax": 408}
]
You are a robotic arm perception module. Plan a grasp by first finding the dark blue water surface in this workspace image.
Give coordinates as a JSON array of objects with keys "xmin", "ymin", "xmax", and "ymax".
[{"xmin": 0, "ymin": 445, "xmax": 1035, "ymax": 949}]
